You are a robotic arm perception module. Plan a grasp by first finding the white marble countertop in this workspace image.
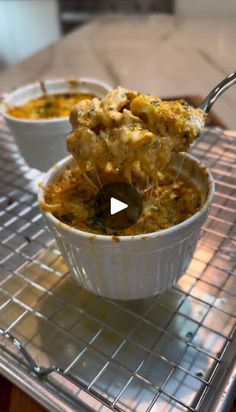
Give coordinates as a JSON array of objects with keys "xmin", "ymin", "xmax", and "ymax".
[{"xmin": 0, "ymin": 15, "xmax": 236, "ymax": 128}]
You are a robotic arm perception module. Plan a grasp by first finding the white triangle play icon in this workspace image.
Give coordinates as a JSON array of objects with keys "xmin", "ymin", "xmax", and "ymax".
[{"xmin": 110, "ymin": 197, "xmax": 128, "ymax": 215}]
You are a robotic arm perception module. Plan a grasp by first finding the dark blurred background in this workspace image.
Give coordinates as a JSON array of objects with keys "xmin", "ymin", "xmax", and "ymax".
[{"xmin": 59, "ymin": 0, "xmax": 173, "ymax": 33}]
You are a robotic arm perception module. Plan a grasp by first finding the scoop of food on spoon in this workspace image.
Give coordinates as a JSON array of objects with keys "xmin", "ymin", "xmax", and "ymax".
[{"xmin": 67, "ymin": 72, "xmax": 236, "ymax": 193}]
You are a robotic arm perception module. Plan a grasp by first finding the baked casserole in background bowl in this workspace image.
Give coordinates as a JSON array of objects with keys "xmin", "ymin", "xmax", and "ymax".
[{"xmin": 0, "ymin": 78, "xmax": 112, "ymax": 171}]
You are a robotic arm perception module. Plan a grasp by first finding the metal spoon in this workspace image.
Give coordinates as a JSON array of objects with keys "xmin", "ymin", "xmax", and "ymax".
[
  {"xmin": 143, "ymin": 72, "xmax": 236, "ymax": 194},
  {"xmin": 200, "ymin": 71, "xmax": 236, "ymax": 113}
]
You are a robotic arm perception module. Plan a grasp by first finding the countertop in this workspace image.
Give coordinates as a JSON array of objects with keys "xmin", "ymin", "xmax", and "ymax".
[{"xmin": 0, "ymin": 15, "xmax": 236, "ymax": 128}]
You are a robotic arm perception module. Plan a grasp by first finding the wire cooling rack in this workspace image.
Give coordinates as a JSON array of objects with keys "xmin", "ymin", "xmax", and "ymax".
[{"xmin": 0, "ymin": 117, "xmax": 235, "ymax": 412}]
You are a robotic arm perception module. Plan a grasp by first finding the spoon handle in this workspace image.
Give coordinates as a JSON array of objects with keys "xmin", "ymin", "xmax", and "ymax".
[{"xmin": 200, "ymin": 71, "xmax": 236, "ymax": 113}]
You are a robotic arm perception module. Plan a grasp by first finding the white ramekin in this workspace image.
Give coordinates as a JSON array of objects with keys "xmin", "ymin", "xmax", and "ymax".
[
  {"xmin": 0, "ymin": 78, "xmax": 112, "ymax": 171},
  {"xmin": 38, "ymin": 153, "xmax": 214, "ymax": 300}
]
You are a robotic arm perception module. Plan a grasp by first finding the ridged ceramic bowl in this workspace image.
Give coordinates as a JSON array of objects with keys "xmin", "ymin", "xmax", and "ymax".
[
  {"xmin": 38, "ymin": 153, "xmax": 214, "ymax": 300},
  {"xmin": 1, "ymin": 78, "xmax": 111, "ymax": 171}
]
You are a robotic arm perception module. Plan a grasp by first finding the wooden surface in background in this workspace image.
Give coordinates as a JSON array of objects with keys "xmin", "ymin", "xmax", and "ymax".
[{"xmin": 0, "ymin": 375, "xmax": 47, "ymax": 412}]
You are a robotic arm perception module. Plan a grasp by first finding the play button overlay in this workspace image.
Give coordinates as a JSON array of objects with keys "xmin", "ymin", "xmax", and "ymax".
[
  {"xmin": 110, "ymin": 197, "xmax": 128, "ymax": 215},
  {"xmin": 94, "ymin": 181, "xmax": 143, "ymax": 231}
]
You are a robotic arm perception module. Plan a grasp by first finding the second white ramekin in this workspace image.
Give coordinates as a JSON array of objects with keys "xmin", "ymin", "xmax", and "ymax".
[{"xmin": 1, "ymin": 78, "xmax": 111, "ymax": 171}]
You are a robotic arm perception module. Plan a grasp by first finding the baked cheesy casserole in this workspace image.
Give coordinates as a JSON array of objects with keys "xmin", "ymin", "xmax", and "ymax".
[
  {"xmin": 8, "ymin": 92, "xmax": 95, "ymax": 120},
  {"xmin": 42, "ymin": 87, "xmax": 206, "ymax": 235}
]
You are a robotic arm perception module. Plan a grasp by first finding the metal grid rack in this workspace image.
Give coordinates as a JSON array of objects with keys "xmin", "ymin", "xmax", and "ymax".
[{"xmin": 0, "ymin": 116, "xmax": 235, "ymax": 412}]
